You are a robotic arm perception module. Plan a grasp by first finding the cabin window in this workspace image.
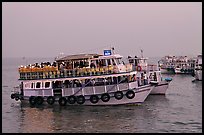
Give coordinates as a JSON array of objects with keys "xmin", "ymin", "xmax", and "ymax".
[
  {"xmin": 31, "ymin": 83, "xmax": 35, "ymax": 88},
  {"xmin": 94, "ymin": 78, "xmax": 105, "ymax": 86},
  {"xmin": 113, "ymin": 77, "xmax": 118, "ymax": 84},
  {"xmin": 73, "ymin": 79, "xmax": 82, "ymax": 88},
  {"xmin": 120, "ymin": 75, "xmax": 128, "ymax": 83},
  {"xmin": 45, "ymin": 82, "xmax": 50, "ymax": 88},
  {"xmin": 85, "ymin": 79, "xmax": 92, "ymax": 87},
  {"xmin": 115, "ymin": 58, "xmax": 122, "ymax": 65},
  {"xmin": 36, "ymin": 82, "xmax": 41, "ymax": 88},
  {"xmin": 105, "ymin": 77, "xmax": 113, "ymax": 85},
  {"xmin": 27, "ymin": 73, "xmax": 31, "ymax": 79},
  {"xmin": 107, "ymin": 59, "xmax": 112, "ymax": 65},
  {"xmin": 112, "ymin": 59, "xmax": 116, "ymax": 65},
  {"xmin": 53, "ymin": 81, "xmax": 62, "ymax": 88},
  {"xmin": 24, "ymin": 82, "xmax": 31, "ymax": 89},
  {"xmin": 99, "ymin": 59, "xmax": 106, "ymax": 67},
  {"xmin": 63, "ymin": 80, "xmax": 69, "ymax": 88}
]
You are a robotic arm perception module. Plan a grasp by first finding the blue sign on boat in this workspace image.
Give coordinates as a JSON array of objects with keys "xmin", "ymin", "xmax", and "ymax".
[{"xmin": 104, "ymin": 50, "xmax": 112, "ymax": 56}]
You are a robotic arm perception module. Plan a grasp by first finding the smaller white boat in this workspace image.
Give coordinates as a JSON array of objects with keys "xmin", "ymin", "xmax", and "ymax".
[
  {"xmin": 127, "ymin": 52, "xmax": 172, "ymax": 95},
  {"xmin": 148, "ymin": 71, "xmax": 172, "ymax": 95}
]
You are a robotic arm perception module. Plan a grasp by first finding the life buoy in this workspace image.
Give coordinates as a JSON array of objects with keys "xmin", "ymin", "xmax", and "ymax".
[
  {"xmin": 114, "ymin": 91, "xmax": 123, "ymax": 100},
  {"xmin": 35, "ymin": 96, "xmax": 44, "ymax": 105},
  {"xmin": 101, "ymin": 93, "xmax": 110, "ymax": 102},
  {"xmin": 58, "ymin": 97, "xmax": 67, "ymax": 106},
  {"xmin": 29, "ymin": 96, "xmax": 36, "ymax": 105},
  {"xmin": 126, "ymin": 90, "xmax": 135, "ymax": 99},
  {"xmin": 11, "ymin": 93, "xmax": 15, "ymax": 99},
  {"xmin": 76, "ymin": 95, "xmax": 85, "ymax": 104},
  {"xmin": 67, "ymin": 95, "xmax": 76, "ymax": 104},
  {"xmin": 90, "ymin": 95, "xmax": 99, "ymax": 104},
  {"xmin": 136, "ymin": 66, "xmax": 142, "ymax": 71},
  {"xmin": 15, "ymin": 96, "xmax": 19, "ymax": 101},
  {"xmin": 47, "ymin": 96, "xmax": 55, "ymax": 105}
]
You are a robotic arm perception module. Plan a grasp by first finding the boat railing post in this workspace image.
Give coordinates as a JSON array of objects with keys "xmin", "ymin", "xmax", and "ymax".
[
  {"xmin": 73, "ymin": 79, "xmax": 92, "ymax": 96},
  {"xmin": 106, "ymin": 76, "xmax": 124, "ymax": 93}
]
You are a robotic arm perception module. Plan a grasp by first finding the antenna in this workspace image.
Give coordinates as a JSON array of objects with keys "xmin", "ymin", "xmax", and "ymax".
[
  {"xmin": 141, "ymin": 49, "xmax": 143, "ymax": 58},
  {"xmin": 111, "ymin": 46, "xmax": 115, "ymax": 54}
]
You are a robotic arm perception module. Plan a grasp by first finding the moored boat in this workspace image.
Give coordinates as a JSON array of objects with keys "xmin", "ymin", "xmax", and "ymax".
[
  {"xmin": 158, "ymin": 55, "xmax": 195, "ymax": 74},
  {"xmin": 127, "ymin": 52, "xmax": 172, "ymax": 95}
]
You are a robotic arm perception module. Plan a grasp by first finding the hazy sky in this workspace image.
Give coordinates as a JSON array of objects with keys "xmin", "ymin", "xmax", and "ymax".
[{"xmin": 2, "ymin": 2, "xmax": 202, "ymax": 58}]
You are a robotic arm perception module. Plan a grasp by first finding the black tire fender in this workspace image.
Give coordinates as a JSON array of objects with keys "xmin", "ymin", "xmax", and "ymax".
[
  {"xmin": 29, "ymin": 96, "xmax": 36, "ymax": 105},
  {"xmin": 11, "ymin": 93, "xmax": 15, "ymax": 99},
  {"xmin": 47, "ymin": 96, "xmax": 55, "ymax": 105},
  {"xmin": 58, "ymin": 97, "xmax": 67, "ymax": 106},
  {"xmin": 114, "ymin": 91, "xmax": 123, "ymax": 100},
  {"xmin": 126, "ymin": 90, "xmax": 135, "ymax": 99},
  {"xmin": 67, "ymin": 95, "xmax": 76, "ymax": 104},
  {"xmin": 35, "ymin": 96, "xmax": 44, "ymax": 105},
  {"xmin": 76, "ymin": 95, "xmax": 85, "ymax": 104},
  {"xmin": 101, "ymin": 93, "xmax": 110, "ymax": 102},
  {"xmin": 90, "ymin": 95, "xmax": 99, "ymax": 104}
]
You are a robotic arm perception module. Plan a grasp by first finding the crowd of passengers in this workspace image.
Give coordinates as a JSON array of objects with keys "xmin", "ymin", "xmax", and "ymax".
[
  {"xmin": 23, "ymin": 61, "xmax": 57, "ymax": 68},
  {"xmin": 52, "ymin": 74, "xmax": 150, "ymax": 89}
]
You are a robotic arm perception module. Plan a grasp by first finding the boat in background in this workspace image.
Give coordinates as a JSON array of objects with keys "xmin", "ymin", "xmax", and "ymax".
[
  {"xmin": 158, "ymin": 55, "xmax": 195, "ymax": 74},
  {"xmin": 158, "ymin": 55, "xmax": 176, "ymax": 74},
  {"xmin": 192, "ymin": 54, "xmax": 202, "ymax": 81}
]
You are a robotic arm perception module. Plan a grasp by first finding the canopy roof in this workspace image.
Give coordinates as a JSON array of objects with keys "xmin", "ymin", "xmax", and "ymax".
[{"xmin": 55, "ymin": 54, "xmax": 102, "ymax": 62}]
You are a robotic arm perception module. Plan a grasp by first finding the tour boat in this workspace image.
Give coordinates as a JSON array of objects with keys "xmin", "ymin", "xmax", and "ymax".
[
  {"xmin": 127, "ymin": 53, "xmax": 172, "ymax": 95},
  {"xmin": 10, "ymin": 49, "xmax": 155, "ymax": 106}
]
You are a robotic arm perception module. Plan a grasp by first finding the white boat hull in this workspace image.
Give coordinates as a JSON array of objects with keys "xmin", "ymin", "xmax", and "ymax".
[
  {"xmin": 20, "ymin": 85, "xmax": 154, "ymax": 106},
  {"xmin": 150, "ymin": 81, "xmax": 169, "ymax": 95}
]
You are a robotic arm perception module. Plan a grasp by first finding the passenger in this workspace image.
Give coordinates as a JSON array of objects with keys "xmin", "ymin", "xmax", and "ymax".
[{"xmin": 90, "ymin": 62, "xmax": 96, "ymax": 68}]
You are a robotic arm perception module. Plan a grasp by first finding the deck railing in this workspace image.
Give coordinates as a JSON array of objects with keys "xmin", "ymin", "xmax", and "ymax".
[{"xmin": 19, "ymin": 65, "xmax": 133, "ymax": 80}]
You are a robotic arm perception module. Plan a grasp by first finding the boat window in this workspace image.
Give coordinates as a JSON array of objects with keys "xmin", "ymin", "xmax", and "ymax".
[
  {"xmin": 85, "ymin": 79, "xmax": 92, "ymax": 87},
  {"xmin": 154, "ymin": 72, "xmax": 157, "ymax": 81},
  {"xmin": 112, "ymin": 59, "xmax": 116, "ymax": 66},
  {"xmin": 94, "ymin": 78, "xmax": 105, "ymax": 86},
  {"xmin": 27, "ymin": 73, "xmax": 31, "ymax": 79},
  {"xmin": 113, "ymin": 77, "xmax": 118, "ymax": 84},
  {"xmin": 31, "ymin": 82, "xmax": 35, "ymax": 88},
  {"xmin": 53, "ymin": 81, "xmax": 62, "ymax": 88},
  {"xmin": 73, "ymin": 79, "xmax": 82, "ymax": 88},
  {"xmin": 115, "ymin": 58, "xmax": 122, "ymax": 65},
  {"xmin": 36, "ymin": 82, "xmax": 41, "ymax": 88},
  {"xmin": 118, "ymin": 75, "xmax": 129, "ymax": 83},
  {"xmin": 45, "ymin": 82, "xmax": 50, "ymax": 88},
  {"xmin": 99, "ymin": 59, "xmax": 106, "ymax": 67},
  {"xmin": 63, "ymin": 80, "xmax": 69, "ymax": 88},
  {"xmin": 24, "ymin": 82, "xmax": 31, "ymax": 89},
  {"xmin": 107, "ymin": 59, "xmax": 112, "ymax": 65},
  {"xmin": 105, "ymin": 77, "xmax": 113, "ymax": 85}
]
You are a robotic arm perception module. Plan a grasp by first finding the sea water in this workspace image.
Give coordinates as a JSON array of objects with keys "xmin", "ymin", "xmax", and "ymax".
[{"xmin": 2, "ymin": 57, "xmax": 202, "ymax": 133}]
